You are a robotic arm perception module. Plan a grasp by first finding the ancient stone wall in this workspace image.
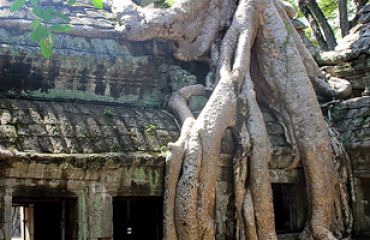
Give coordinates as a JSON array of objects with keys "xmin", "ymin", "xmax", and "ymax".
[
  {"xmin": 331, "ymin": 96, "xmax": 370, "ymax": 238},
  {"xmin": 0, "ymin": 95, "xmax": 300, "ymax": 239},
  {"xmin": 0, "ymin": 0, "xmax": 210, "ymax": 108},
  {"xmin": 0, "ymin": 97, "xmax": 180, "ymax": 239},
  {"xmin": 317, "ymin": 5, "xmax": 370, "ymax": 97}
]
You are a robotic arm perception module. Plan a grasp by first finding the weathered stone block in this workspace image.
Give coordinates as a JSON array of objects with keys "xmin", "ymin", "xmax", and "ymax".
[
  {"xmin": 60, "ymin": 120, "xmax": 75, "ymax": 138},
  {"xmin": 143, "ymin": 130, "xmax": 161, "ymax": 151},
  {"xmin": 37, "ymin": 137, "xmax": 54, "ymax": 153},
  {"xmin": 79, "ymin": 138, "xmax": 94, "ymax": 153},
  {"xmin": 270, "ymin": 154, "xmax": 295, "ymax": 169},
  {"xmin": 49, "ymin": 136, "xmax": 67, "ymax": 153},
  {"xmin": 269, "ymin": 169, "xmax": 304, "ymax": 183},
  {"xmin": 155, "ymin": 129, "xmax": 177, "ymax": 146},
  {"xmin": 87, "ymin": 124, "xmax": 103, "ymax": 138},
  {"xmin": 269, "ymin": 134, "xmax": 287, "ymax": 146},
  {"xmin": 75, "ymin": 124, "xmax": 89, "ymax": 138},
  {"xmin": 64, "ymin": 137, "xmax": 81, "ymax": 153},
  {"xmin": 45, "ymin": 124, "xmax": 61, "ymax": 137},
  {"xmin": 0, "ymin": 110, "xmax": 11, "ymax": 125},
  {"xmin": 266, "ymin": 122, "xmax": 284, "ymax": 135},
  {"xmin": 0, "ymin": 125, "xmax": 16, "ymax": 138},
  {"xmin": 129, "ymin": 128, "xmax": 147, "ymax": 151}
]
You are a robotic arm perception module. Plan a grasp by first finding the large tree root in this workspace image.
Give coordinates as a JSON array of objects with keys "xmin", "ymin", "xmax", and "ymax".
[{"xmin": 112, "ymin": 0, "xmax": 353, "ymax": 239}]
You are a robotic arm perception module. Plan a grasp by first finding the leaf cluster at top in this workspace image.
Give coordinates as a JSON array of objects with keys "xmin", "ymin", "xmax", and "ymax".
[{"xmin": 9, "ymin": 0, "xmax": 103, "ymax": 58}]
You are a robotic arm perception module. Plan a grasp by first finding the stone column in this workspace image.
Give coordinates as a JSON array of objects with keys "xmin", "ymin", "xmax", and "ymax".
[
  {"xmin": 76, "ymin": 184, "xmax": 113, "ymax": 240},
  {"xmin": 352, "ymin": 177, "xmax": 364, "ymax": 236},
  {"xmin": 0, "ymin": 186, "xmax": 12, "ymax": 240}
]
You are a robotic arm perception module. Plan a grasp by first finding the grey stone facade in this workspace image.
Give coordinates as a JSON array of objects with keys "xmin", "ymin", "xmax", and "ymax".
[
  {"xmin": 317, "ymin": 5, "xmax": 370, "ymax": 97},
  {"xmin": 331, "ymin": 97, "xmax": 370, "ymax": 238}
]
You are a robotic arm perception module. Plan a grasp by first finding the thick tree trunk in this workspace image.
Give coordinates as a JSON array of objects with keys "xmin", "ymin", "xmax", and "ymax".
[
  {"xmin": 255, "ymin": 1, "xmax": 339, "ymax": 238},
  {"xmin": 339, "ymin": 0, "xmax": 350, "ymax": 37},
  {"xmin": 111, "ymin": 0, "xmax": 353, "ymax": 239},
  {"xmin": 349, "ymin": 0, "xmax": 368, "ymax": 28},
  {"xmin": 298, "ymin": 0, "xmax": 337, "ymax": 50},
  {"xmin": 299, "ymin": 0, "xmax": 330, "ymax": 50}
]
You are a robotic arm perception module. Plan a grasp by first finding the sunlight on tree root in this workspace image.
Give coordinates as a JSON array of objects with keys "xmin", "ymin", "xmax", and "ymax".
[{"xmin": 111, "ymin": 0, "xmax": 353, "ymax": 239}]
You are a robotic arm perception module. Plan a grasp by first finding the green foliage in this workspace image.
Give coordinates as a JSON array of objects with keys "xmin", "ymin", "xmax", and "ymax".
[
  {"xmin": 303, "ymin": 27, "xmax": 319, "ymax": 46},
  {"xmin": 10, "ymin": 0, "xmax": 25, "ymax": 12},
  {"xmin": 318, "ymin": 0, "xmax": 338, "ymax": 22},
  {"xmin": 285, "ymin": 0, "xmax": 360, "ymax": 44},
  {"xmin": 145, "ymin": 124, "xmax": 157, "ymax": 133},
  {"xmin": 330, "ymin": 106, "xmax": 346, "ymax": 120},
  {"xmin": 40, "ymin": 37, "xmax": 53, "ymax": 59},
  {"xmin": 91, "ymin": 0, "xmax": 103, "ymax": 9},
  {"xmin": 9, "ymin": 0, "xmax": 103, "ymax": 58},
  {"xmin": 31, "ymin": 21, "xmax": 48, "ymax": 41},
  {"xmin": 160, "ymin": 144, "xmax": 168, "ymax": 155},
  {"xmin": 50, "ymin": 24, "xmax": 72, "ymax": 33},
  {"xmin": 67, "ymin": 0, "xmax": 77, "ymax": 6},
  {"xmin": 103, "ymin": 107, "xmax": 116, "ymax": 118},
  {"xmin": 154, "ymin": 0, "xmax": 174, "ymax": 8}
]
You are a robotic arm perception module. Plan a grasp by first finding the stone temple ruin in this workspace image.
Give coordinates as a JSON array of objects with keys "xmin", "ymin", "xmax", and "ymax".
[{"xmin": 0, "ymin": 1, "xmax": 369, "ymax": 240}]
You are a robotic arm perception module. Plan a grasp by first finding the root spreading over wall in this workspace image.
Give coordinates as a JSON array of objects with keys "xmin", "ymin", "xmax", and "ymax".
[{"xmin": 111, "ymin": 0, "xmax": 353, "ymax": 239}]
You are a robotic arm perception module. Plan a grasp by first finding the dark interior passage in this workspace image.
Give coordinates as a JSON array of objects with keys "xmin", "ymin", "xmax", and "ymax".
[
  {"xmin": 272, "ymin": 184, "xmax": 293, "ymax": 233},
  {"xmin": 12, "ymin": 198, "xmax": 77, "ymax": 240},
  {"xmin": 113, "ymin": 197, "xmax": 162, "ymax": 240},
  {"xmin": 272, "ymin": 183, "xmax": 307, "ymax": 234},
  {"xmin": 34, "ymin": 202, "xmax": 62, "ymax": 240}
]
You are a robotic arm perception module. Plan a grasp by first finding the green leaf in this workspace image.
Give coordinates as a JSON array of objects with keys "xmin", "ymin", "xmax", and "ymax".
[
  {"xmin": 91, "ymin": 0, "xmax": 103, "ymax": 9},
  {"xmin": 32, "ymin": 6, "xmax": 58, "ymax": 22},
  {"xmin": 30, "ymin": 0, "xmax": 38, "ymax": 7},
  {"xmin": 31, "ymin": 25, "xmax": 49, "ymax": 42},
  {"xmin": 10, "ymin": 0, "xmax": 25, "ymax": 12},
  {"xmin": 67, "ymin": 0, "xmax": 77, "ymax": 6},
  {"xmin": 41, "ymin": 7, "xmax": 56, "ymax": 22},
  {"xmin": 32, "ymin": 6, "xmax": 43, "ymax": 19},
  {"xmin": 50, "ymin": 24, "xmax": 72, "ymax": 32},
  {"xmin": 31, "ymin": 19, "xmax": 41, "ymax": 30},
  {"xmin": 40, "ymin": 37, "xmax": 53, "ymax": 59},
  {"xmin": 53, "ymin": 11, "xmax": 71, "ymax": 22}
]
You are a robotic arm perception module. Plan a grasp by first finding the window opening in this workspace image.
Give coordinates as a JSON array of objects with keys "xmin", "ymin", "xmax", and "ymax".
[
  {"xmin": 113, "ymin": 197, "xmax": 162, "ymax": 240},
  {"xmin": 12, "ymin": 198, "xmax": 77, "ymax": 240}
]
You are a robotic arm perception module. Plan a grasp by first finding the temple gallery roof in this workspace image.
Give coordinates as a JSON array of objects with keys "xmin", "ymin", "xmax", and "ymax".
[
  {"xmin": 331, "ymin": 96, "xmax": 370, "ymax": 149},
  {"xmin": 0, "ymin": 97, "xmax": 179, "ymax": 159},
  {"xmin": 0, "ymin": 96, "xmax": 298, "ymax": 170}
]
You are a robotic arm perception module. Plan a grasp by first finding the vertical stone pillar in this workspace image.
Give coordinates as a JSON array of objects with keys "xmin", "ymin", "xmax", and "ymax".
[
  {"xmin": 77, "ymin": 187, "xmax": 89, "ymax": 240},
  {"xmin": 215, "ymin": 152, "xmax": 235, "ymax": 240},
  {"xmin": 352, "ymin": 177, "xmax": 363, "ymax": 236},
  {"xmin": 76, "ymin": 184, "xmax": 113, "ymax": 240},
  {"xmin": 0, "ymin": 186, "xmax": 12, "ymax": 240}
]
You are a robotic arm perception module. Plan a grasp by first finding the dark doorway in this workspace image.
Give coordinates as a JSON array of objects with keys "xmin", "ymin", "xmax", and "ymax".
[
  {"xmin": 34, "ymin": 202, "xmax": 62, "ymax": 240},
  {"xmin": 12, "ymin": 198, "xmax": 77, "ymax": 240},
  {"xmin": 273, "ymin": 184, "xmax": 293, "ymax": 233},
  {"xmin": 272, "ymin": 183, "xmax": 306, "ymax": 234},
  {"xmin": 113, "ymin": 197, "xmax": 162, "ymax": 240}
]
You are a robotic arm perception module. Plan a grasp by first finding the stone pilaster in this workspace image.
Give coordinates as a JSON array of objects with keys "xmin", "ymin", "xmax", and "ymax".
[
  {"xmin": 0, "ymin": 186, "xmax": 12, "ymax": 240},
  {"xmin": 75, "ymin": 184, "xmax": 113, "ymax": 240}
]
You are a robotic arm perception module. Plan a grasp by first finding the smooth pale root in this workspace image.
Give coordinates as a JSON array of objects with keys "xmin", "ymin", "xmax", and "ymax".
[
  {"xmin": 164, "ymin": 84, "xmax": 205, "ymax": 240},
  {"xmin": 111, "ymin": 0, "xmax": 353, "ymax": 239}
]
